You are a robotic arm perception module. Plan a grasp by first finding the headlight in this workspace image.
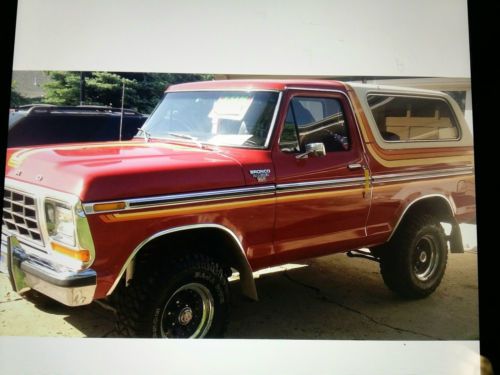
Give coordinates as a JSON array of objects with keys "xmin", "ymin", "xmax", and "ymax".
[
  {"xmin": 45, "ymin": 200, "xmax": 76, "ymax": 247},
  {"xmin": 44, "ymin": 200, "xmax": 94, "ymax": 270}
]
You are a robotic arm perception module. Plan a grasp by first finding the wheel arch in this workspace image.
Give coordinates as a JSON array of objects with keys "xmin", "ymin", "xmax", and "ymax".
[
  {"xmin": 107, "ymin": 224, "xmax": 258, "ymax": 300},
  {"xmin": 389, "ymin": 194, "xmax": 464, "ymax": 253}
]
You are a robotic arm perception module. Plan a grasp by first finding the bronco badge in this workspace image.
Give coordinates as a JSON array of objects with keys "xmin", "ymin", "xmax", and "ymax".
[{"xmin": 249, "ymin": 169, "xmax": 271, "ymax": 182}]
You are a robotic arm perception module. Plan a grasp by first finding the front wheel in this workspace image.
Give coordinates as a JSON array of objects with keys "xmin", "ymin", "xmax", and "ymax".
[
  {"xmin": 378, "ymin": 215, "xmax": 448, "ymax": 298},
  {"xmin": 114, "ymin": 253, "xmax": 229, "ymax": 338}
]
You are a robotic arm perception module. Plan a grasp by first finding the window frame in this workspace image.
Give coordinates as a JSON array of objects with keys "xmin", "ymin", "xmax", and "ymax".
[
  {"xmin": 366, "ymin": 93, "xmax": 462, "ymax": 144},
  {"xmin": 278, "ymin": 94, "xmax": 351, "ymax": 153},
  {"xmin": 140, "ymin": 90, "xmax": 283, "ymax": 150}
]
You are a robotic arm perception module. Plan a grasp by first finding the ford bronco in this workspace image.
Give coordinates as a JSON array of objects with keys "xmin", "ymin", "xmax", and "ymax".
[{"xmin": 1, "ymin": 79, "xmax": 475, "ymax": 338}]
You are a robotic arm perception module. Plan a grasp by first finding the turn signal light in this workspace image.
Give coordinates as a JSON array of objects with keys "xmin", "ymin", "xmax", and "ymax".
[
  {"xmin": 93, "ymin": 202, "xmax": 126, "ymax": 212},
  {"xmin": 51, "ymin": 242, "xmax": 91, "ymax": 262}
]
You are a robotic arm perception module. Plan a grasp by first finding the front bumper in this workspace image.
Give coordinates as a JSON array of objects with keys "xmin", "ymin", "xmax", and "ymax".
[{"xmin": 0, "ymin": 233, "xmax": 96, "ymax": 306}]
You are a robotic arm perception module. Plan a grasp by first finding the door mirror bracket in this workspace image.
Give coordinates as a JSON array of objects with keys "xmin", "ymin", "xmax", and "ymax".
[{"xmin": 296, "ymin": 143, "xmax": 326, "ymax": 159}]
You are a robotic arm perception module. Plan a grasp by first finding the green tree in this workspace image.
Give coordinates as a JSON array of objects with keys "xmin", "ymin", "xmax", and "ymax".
[
  {"xmin": 43, "ymin": 71, "xmax": 82, "ymax": 106},
  {"xmin": 84, "ymin": 72, "xmax": 138, "ymax": 108},
  {"xmin": 10, "ymin": 81, "xmax": 31, "ymax": 107},
  {"xmin": 43, "ymin": 71, "xmax": 213, "ymax": 113}
]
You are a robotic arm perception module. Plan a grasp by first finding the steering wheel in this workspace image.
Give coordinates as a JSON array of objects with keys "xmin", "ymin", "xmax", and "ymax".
[{"xmin": 243, "ymin": 136, "xmax": 263, "ymax": 147}]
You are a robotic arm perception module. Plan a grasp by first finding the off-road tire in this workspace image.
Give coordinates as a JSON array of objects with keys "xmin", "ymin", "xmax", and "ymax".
[
  {"xmin": 113, "ymin": 252, "xmax": 229, "ymax": 338},
  {"xmin": 378, "ymin": 215, "xmax": 448, "ymax": 298}
]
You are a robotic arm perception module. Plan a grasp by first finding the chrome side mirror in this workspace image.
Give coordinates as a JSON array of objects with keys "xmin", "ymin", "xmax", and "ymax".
[{"xmin": 296, "ymin": 143, "xmax": 326, "ymax": 159}]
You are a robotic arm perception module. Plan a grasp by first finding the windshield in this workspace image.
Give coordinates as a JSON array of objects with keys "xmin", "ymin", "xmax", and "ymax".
[{"xmin": 141, "ymin": 91, "xmax": 280, "ymax": 148}]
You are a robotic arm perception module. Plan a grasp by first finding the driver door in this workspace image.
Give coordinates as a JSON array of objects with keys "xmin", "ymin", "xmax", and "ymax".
[{"xmin": 272, "ymin": 89, "xmax": 370, "ymax": 261}]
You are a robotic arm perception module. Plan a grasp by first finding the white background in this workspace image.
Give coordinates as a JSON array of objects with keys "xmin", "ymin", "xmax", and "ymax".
[
  {"xmin": 0, "ymin": 338, "xmax": 481, "ymax": 375},
  {"xmin": 13, "ymin": 0, "xmax": 470, "ymax": 77}
]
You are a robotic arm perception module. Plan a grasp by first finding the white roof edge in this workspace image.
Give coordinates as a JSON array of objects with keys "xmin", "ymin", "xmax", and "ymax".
[{"xmin": 345, "ymin": 82, "xmax": 449, "ymax": 96}]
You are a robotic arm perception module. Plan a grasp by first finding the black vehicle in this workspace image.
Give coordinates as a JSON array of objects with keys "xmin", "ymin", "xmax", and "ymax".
[{"xmin": 8, "ymin": 105, "xmax": 148, "ymax": 147}]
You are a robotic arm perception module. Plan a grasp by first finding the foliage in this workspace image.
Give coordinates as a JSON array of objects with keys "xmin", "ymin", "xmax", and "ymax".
[
  {"xmin": 84, "ymin": 72, "xmax": 137, "ymax": 108},
  {"xmin": 43, "ymin": 72, "xmax": 82, "ymax": 106},
  {"xmin": 42, "ymin": 71, "xmax": 213, "ymax": 113},
  {"xmin": 10, "ymin": 81, "xmax": 31, "ymax": 107}
]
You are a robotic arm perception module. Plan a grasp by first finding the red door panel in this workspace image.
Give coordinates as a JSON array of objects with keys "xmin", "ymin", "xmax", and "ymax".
[{"xmin": 271, "ymin": 89, "xmax": 370, "ymax": 262}]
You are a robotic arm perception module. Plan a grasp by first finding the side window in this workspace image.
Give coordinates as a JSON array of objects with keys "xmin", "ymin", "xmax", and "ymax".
[
  {"xmin": 279, "ymin": 96, "xmax": 349, "ymax": 153},
  {"xmin": 367, "ymin": 95, "xmax": 460, "ymax": 142}
]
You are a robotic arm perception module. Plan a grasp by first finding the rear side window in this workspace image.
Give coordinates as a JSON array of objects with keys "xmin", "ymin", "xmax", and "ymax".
[{"xmin": 367, "ymin": 95, "xmax": 460, "ymax": 142}]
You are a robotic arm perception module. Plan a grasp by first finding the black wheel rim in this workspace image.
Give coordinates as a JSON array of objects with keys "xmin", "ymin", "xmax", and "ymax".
[
  {"xmin": 160, "ymin": 283, "xmax": 214, "ymax": 338},
  {"xmin": 413, "ymin": 234, "xmax": 439, "ymax": 281}
]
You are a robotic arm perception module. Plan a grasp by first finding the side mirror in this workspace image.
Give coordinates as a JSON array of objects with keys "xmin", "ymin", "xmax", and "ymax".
[{"xmin": 296, "ymin": 142, "xmax": 326, "ymax": 159}]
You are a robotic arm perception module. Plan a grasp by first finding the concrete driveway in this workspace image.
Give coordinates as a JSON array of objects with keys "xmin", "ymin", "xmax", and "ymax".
[{"xmin": 0, "ymin": 249, "xmax": 478, "ymax": 340}]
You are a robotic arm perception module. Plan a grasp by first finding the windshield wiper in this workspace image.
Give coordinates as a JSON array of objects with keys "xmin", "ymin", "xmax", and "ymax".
[
  {"xmin": 137, "ymin": 128, "xmax": 151, "ymax": 142},
  {"xmin": 167, "ymin": 132, "xmax": 203, "ymax": 149}
]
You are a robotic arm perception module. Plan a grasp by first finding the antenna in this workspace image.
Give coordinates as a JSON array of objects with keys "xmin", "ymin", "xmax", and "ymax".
[{"xmin": 119, "ymin": 80, "xmax": 125, "ymax": 141}]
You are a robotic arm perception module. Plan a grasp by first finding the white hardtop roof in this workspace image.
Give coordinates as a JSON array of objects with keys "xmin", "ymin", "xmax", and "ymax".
[
  {"xmin": 346, "ymin": 82, "xmax": 449, "ymax": 96},
  {"xmin": 345, "ymin": 82, "xmax": 473, "ymax": 149}
]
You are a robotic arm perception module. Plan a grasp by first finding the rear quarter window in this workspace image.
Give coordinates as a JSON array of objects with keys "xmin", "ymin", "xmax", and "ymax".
[{"xmin": 367, "ymin": 95, "xmax": 460, "ymax": 142}]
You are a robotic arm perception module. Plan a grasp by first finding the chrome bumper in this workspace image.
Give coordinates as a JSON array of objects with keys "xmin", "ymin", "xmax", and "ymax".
[{"xmin": 0, "ymin": 234, "xmax": 96, "ymax": 307}]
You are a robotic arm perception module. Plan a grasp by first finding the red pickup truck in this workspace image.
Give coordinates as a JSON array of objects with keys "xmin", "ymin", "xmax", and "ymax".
[{"xmin": 1, "ymin": 79, "xmax": 475, "ymax": 338}]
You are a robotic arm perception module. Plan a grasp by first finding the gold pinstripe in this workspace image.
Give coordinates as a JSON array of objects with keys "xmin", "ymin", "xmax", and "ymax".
[
  {"xmin": 101, "ymin": 197, "xmax": 276, "ymax": 222},
  {"xmin": 99, "ymin": 187, "xmax": 365, "ymax": 222},
  {"xmin": 366, "ymin": 144, "xmax": 474, "ymax": 167},
  {"xmin": 276, "ymin": 187, "xmax": 363, "ymax": 203}
]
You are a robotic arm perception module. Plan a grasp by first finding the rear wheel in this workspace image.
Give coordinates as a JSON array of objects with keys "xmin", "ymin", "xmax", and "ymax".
[
  {"xmin": 114, "ymin": 252, "xmax": 229, "ymax": 338},
  {"xmin": 378, "ymin": 215, "xmax": 448, "ymax": 298}
]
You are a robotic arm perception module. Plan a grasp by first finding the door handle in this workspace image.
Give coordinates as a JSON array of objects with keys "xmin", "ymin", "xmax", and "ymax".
[{"xmin": 347, "ymin": 163, "xmax": 363, "ymax": 170}]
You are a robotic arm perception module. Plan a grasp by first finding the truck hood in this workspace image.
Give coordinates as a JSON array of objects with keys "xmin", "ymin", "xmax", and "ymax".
[{"xmin": 5, "ymin": 141, "xmax": 246, "ymax": 202}]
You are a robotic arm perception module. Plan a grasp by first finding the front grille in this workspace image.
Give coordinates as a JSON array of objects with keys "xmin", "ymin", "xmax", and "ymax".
[{"xmin": 2, "ymin": 188, "xmax": 44, "ymax": 246}]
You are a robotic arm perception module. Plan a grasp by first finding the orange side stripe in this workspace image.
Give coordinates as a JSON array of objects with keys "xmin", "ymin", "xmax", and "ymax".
[
  {"xmin": 366, "ymin": 144, "xmax": 474, "ymax": 168},
  {"xmin": 101, "ymin": 197, "xmax": 276, "ymax": 222},
  {"xmin": 99, "ymin": 187, "xmax": 366, "ymax": 222}
]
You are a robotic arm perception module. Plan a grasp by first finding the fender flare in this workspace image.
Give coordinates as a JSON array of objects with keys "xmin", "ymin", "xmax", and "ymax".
[
  {"xmin": 387, "ymin": 194, "xmax": 463, "ymax": 252},
  {"xmin": 106, "ymin": 224, "xmax": 258, "ymax": 300}
]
